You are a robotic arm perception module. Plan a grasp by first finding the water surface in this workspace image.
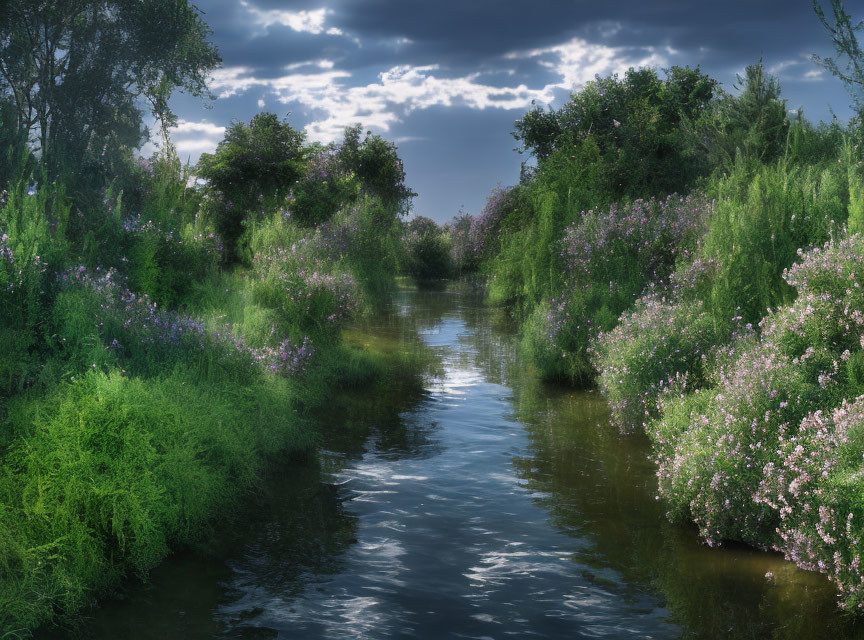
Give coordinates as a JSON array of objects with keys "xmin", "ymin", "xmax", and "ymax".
[{"xmin": 53, "ymin": 285, "xmax": 864, "ymax": 639}]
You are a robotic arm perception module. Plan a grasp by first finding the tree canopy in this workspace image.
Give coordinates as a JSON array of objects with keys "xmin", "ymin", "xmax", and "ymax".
[
  {"xmin": 0, "ymin": 0, "xmax": 221, "ymax": 176},
  {"xmin": 513, "ymin": 66, "xmax": 717, "ymax": 200}
]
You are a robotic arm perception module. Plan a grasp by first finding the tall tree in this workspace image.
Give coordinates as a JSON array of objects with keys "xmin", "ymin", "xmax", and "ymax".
[{"xmin": 0, "ymin": 0, "xmax": 221, "ymax": 175}]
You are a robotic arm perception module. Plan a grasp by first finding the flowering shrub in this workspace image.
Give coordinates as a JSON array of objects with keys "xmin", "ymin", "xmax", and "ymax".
[
  {"xmin": 252, "ymin": 245, "xmax": 360, "ymax": 342},
  {"xmin": 57, "ymin": 266, "xmax": 314, "ymax": 378},
  {"xmin": 122, "ymin": 211, "xmax": 220, "ymax": 306},
  {"xmin": 447, "ymin": 212, "xmax": 475, "ymax": 274},
  {"xmin": 647, "ymin": 235, "xmax": 864, "ymax": 607},
  {"xmin": 468, "ymin": 185, "xmax": 515, "ymax": 263},
  {"xmin": 754, "ymin": 396, "xmax": 864, "ymax": 610},
  {"xmin": 527, "ymin": 194, "xmax": 711, "ymax": 383},
  {"xmin": 592, "ymin": 294, "xmax": 721, "ymax": 431},
  {"xmin": 594, "ymin": 161, "xmax": 851, "ymax": 430}
]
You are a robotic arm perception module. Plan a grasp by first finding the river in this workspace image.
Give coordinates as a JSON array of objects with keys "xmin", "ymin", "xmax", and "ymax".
[{"xmin": 52, "ymin": 284, "xmax": 864, "ymax": 639}]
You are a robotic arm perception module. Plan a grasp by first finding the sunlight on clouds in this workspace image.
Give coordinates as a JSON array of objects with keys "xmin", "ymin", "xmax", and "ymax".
[
  {"xmin": 169, "ymin": 119, "xmax": 225, "ymax": 157},
  {"xmin": 508, "ymin": 37, "xmax": 667, "ymax": 93},
  {"xmin": 768, "ymin": 56, "xmax": 826, "ymax": 83},
  {"xmin": 240, "ymin": 1, "xmax": 340, "ymax": 36},
  {"xmin": 207, "ymin": 36, "xmax": 670, "ymax": 143}
]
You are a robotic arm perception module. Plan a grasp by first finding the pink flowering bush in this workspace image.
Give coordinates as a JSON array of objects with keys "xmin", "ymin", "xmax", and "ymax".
[
  {"xmin": 754, "ymin": 397, "xmax": 864, "ymax": 610},
  {"xmin": 592, "ymin": 294, "xmax": 721, "ymax": 431},
  {"xmin": 594, "ymin": 161, "xmax": 850, "ymax": 431},
  {"xmin": 526, "ymin": 194, "xmax": 711, "ymax": 383},
  {"xmin": 467, "ymin": 185, "xmax": 516, "ymax": 263},
  {"xmin": 447, "ymin": 212, "xmax": 475, "ymax": 274},
  {"xmin": 648, "ymin": 235, "xmax": 864, "ymax": 607}
]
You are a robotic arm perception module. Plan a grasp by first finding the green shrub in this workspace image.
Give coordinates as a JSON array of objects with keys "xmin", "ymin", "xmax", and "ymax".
[
  {"xmin": 514, "ymin": 66, "xmax": 717, "ymax": 200},
  {"xmin": 197, "ymin": 113, "xmax": 306, "ymax": 260},
  {"xmin": 0, "ymin": 367, "xmax": 312, "ymax": 633},
  {"xmin": 700, "ymin": 160, "xmax": 849, "ymax": 327},
  {"xmin": 402, "ymin": 216, "xmax": 452, "ymax": 283}
]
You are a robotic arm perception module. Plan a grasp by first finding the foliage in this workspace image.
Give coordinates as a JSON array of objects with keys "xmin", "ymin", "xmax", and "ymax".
[
  {"xmin": 197, "ymin": 113, "xmax": 306, "ymax": 259},
  {"xmin": 693, "ymin": 62, "xmax": 790, "ymax": 170},
  {"xmin": 338, "ymin": 125, "xmax": 417, "ymax": 209},
  {"xmin": 289, "ymin": 145, "xmax": 352, "ymax": 226},
  {"xmin": 401, "ymin": 216, "xmax": 452, "ymax": 283},
  {"xmin": 813, "ymin": 0, "xmax": 864, "ymax": 114},
  {"xmin": 466, "ymin": 185, "xmax": 516, "ymax": 264},
  {"xmin": 514, "ymin": 66, "xmax": 717, "ymax": 200},
  {"xmin": 0, "ymin": 0, "xmax": 220, "ymax": 177},
  {"xmin": 524, "ymin": 194, "xmax": 711, "ymax": 383},
  {"xmin": 647, "ymin": 235, "xmax": 864, "ymax": 609},
  {"xmin": 486, "ymin": 137, "xmax": 603, "ymax": 314},
  {"xmin": 594, "ymin": 159, "xmax": 852, "ymax": 430},
  {"xmin": 0, "ymin": 367, "xmax": 313, "ymax": 633}
]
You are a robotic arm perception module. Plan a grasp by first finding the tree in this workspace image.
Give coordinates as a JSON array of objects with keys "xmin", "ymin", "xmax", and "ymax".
[
  {"xmin": 513, "ymin": 66, "xmax": 717, "ymax": 200},
  {"xmin": 0, "ymin": 0, "xmax": 221, "ymax": 176},
  {"xmin": 813, "ymin": 0, "xmax": 864, "ymax": 114},
  {"xmin": 694, "ymin": 61, "xmax": 789, "ymax": 169},
  {"xmin": 338, "ymin": 125, "xmax": 416, "ymax": 212},
  {"xmin": 197, "ymin": 112, "xmax": 306, "ymax": 259}
]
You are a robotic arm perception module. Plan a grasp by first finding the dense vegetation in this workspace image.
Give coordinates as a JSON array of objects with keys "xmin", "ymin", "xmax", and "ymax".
[
  {"xmin": 444, "ymin": 0, "xmax": 864, "ymax": 611},
  {"xmin": 0, "ymin": 3, "xmax": 423, "ymax": 635},
  {"xmin": 5, "ymin": 0, "xmax": 864, "ymax": 631}
]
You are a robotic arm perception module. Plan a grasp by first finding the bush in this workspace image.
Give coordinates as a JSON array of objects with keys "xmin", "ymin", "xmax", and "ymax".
[
  {"xmin": 447, "ymin": 212, "xmax": 475, "ymax": 275},
  {"xmin": 594, "ymin": 160, "xmax": 853, "ymax": 430},
  {"xmin": 467, "ymin": 185, "xmax": 516, "ymax": 264},
  {"xmin": 699, "ymin": 160, "xmax": 849, "ymax": 327},
  {"xmin": 592, "ymin": 293, "xmax": 723, "ymax": 431},
  {"xmin": 402, "ymin": 216, "xmax": 452, "ymax": 283},
  {"xmin": 289, "ymin": 146, "xmax": 352, "ymax": 226},
  {"xmin": 650, "ymin": 234, "xmax": 864, "ymax": 576},
  {"xmin": 525, "ymin": 194, "xmax": 711, "ymax": 383},
  {"xmin": 0, "ymin": 181, "xmax": 71, "ymax": 397},
  {"xmin": 0, "ymin": 367, "xmax": 312, "ymax": 632},
  {"xmin": 754, "ymin": 395, "xmax": 864, "ymax": 611},
  {"xmin": 197, "ymin": 113, "xmax": 306, "ymax": 260},
  {"xmin": 486, "ymin": 138, "xmax": 602, "ymax": 313},
  {"xmin": 515, "ymin": 66, "xmax": 717, "ymax": 200}
]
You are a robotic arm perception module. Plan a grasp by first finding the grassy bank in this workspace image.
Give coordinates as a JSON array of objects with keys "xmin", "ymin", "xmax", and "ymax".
[{"xmin": 0, "ymin": 114, "xmax": 421, "ymax": 635}]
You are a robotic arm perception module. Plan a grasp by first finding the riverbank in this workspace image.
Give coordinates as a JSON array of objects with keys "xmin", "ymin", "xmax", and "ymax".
[{"xmin": 42, "ymin": 284, "xmax": 864, "ymax": 640}]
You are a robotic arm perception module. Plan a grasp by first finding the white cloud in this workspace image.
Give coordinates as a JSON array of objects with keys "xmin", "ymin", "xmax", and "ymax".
[
  {"xmin": 206, "ymin": 36, "xmax": 669, "ymax": 143},
  {"xmin": 172, "ymin": 120, "xmax": 226, "ymax": 137},
  {"xmin": 170, "ymin": 119, "xmax": 225, "ymax": 157},
  {"xmin": 240, "ymin": 1, "xmax": 342, "ymax": 37},
  {"xmin": 509, "ymin": 37, "xmax": 667, "ymax": 93},
  {"xmin": 257, "ymin": 98, "xmax": 266, "ymax": 108},
  {"xmin": 768, "ymin": 56, "xmax": 826, "ymax": 83}
]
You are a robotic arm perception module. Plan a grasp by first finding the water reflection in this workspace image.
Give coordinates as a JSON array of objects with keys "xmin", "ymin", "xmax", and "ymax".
[{"xmin": 46, "ymin": 283, "xmax": 864, "ymax": 639}]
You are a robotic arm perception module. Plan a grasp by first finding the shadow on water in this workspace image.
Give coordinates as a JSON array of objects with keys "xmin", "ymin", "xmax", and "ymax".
[{"xmin": 43, "ymin": 283, "xmax": 864, "ymax": 639}]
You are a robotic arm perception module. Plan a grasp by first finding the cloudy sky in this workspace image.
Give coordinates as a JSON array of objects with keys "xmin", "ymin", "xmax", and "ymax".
[{"xmin": 162, "ymin": 0, "xmax": 857, "ymax": 222}]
